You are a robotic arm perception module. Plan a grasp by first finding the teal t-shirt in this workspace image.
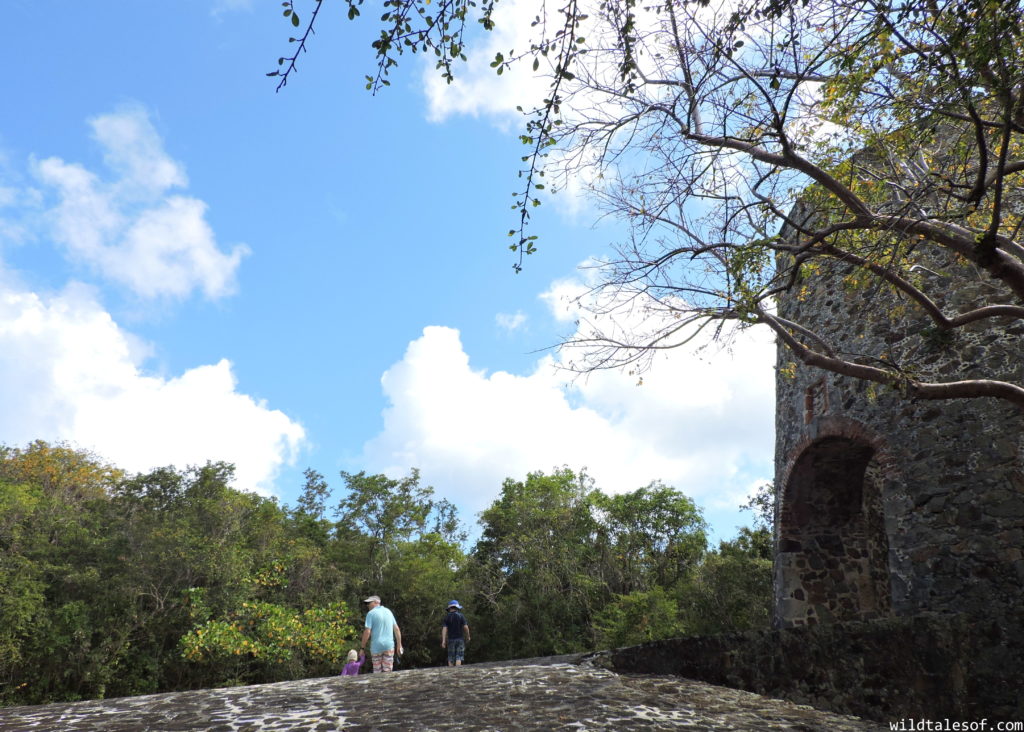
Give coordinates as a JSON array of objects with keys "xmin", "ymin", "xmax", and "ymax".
[{"xmin": 364, "ymin": 605, "xmax": 397, "ymax": 654}]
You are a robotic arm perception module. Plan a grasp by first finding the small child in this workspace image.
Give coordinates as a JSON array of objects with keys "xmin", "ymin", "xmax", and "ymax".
[{"xmin": 341, "ymin": 649, "xmax": 364, "ymax": 676}]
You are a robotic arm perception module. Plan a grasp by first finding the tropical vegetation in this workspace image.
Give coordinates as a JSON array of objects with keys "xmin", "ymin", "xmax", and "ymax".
[{"xmin": 0, "ymin": 441, "xmax": 771, "ymax": 706}]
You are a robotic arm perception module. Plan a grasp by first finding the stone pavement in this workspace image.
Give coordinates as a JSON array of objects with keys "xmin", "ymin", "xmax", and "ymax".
[{"xmin": 0, "ymin": 656, "xmax": 886, "ymax": 731}]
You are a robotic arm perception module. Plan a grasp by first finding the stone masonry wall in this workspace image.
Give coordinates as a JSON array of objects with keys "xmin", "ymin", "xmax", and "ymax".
[
  {"xmin": 602, "ymin": 611, "xmax": 1024, "ymax": 724},
  {"xmin": 774, "ymin": 237, "xmax": 1024, "ymax": 626}
]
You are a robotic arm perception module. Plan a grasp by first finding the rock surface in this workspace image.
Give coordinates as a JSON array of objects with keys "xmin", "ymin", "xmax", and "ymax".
[{"xmin": 0, "ymin": 656, "xmax": 884, "ymax": 731}]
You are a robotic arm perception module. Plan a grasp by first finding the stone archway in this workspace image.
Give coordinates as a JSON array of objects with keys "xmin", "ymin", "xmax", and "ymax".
[{"xmin": 775, "ymin": 435, "xmax": 892, "ymax": 627}]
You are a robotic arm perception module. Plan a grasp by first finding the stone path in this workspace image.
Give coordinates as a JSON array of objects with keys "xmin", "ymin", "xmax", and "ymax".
[{"xmin": 0, "ymin": 657, "xmax": 886, "ymax": 731}]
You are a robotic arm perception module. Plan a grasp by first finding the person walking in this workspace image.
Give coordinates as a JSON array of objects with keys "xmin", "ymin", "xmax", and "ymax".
[
  {"xmin": 440, "ymin": 600, "xmax": 471, "ymax": 667},
  {"xmin": 341, "ymin": 649, "xmax": 364, "ymax": 676},
  {"xmin": 360, "ymin": 595, "xmax": 403, "ymax": 673}
]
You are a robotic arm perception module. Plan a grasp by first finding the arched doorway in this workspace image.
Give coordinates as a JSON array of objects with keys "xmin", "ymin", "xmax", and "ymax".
[{"xmin": 775, "ymin": 436, "xmax": 892, "ymax": 627}]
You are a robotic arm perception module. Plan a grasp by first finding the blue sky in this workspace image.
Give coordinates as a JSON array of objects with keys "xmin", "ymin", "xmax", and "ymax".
[{"xmin": 2, "ymin": 0, "xmax": 775, "ymax": 542}]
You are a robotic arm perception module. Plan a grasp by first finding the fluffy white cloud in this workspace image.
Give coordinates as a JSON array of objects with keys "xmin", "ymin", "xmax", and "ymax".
[
  {"xmin": 31, "ymin": 106, "xmax": 248, "ymax": 299},
  {"xmin": 422, "ymin": 0, "xmax": 684, "ymax": 124},
  {"xmin": 421, "ymin": 0, "xmax": 553, "ymax": 124},
  {"xmin": 419, "ymin": 1, "xmax": 678, "ymax": 221},
  {"xmin": 361, "ymin": 304, "xmax": 775, "ymax": 533},
  {"xmin": 0, "ymin": 280, "xmax": 305, "ymax": 494},
  {"xmin": 539, "ymin": 275, "xmax": 590, "ymax": 322}
]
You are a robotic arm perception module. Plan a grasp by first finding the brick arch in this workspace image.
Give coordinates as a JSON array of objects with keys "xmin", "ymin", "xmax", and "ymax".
[{"xmin": 774, "ymin": 417, "xmax": 894, "ymax": 628}]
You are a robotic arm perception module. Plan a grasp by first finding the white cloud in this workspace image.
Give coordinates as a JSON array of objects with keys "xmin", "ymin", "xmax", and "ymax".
[
  {"xmin": 0, "ymin": 105, "xmax": 299, "ymax": 494},
  {"xmin": 31, "ymin": 106, "xmax": 249, "ymax": 299},
  {"xmin": 419, "ymin": 0, "xmax": 684, "ymax": 222},
  {"xmin": 495, "ymin": 310, "xmax": 527, "ymax": 332},
  {"xmin": 90, "ymin": 109, "xmax": 188, "ymax": 195},
  {"xmin": 421, "ymin": 0, "xmax": 553, "ymax": 125},
  {"xmin": 0, "ymin": 279, "xmax": 305, "ymax": 494},
  {"xmin": 361, "ymin": 306, "xmax": 775, "ymax": 529},
  {"xmin": 539, "ymin": 275, "xmax": 590, "ymax": 323},
  {"xmin": 422, "ymin": 0, "xmax": 693, "ymax": 124}
]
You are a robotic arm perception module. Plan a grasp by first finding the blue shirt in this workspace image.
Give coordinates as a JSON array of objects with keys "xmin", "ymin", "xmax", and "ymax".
[
  {"xmin": 365, "ymin": 605, "xmax": 398, "ymax": 654},
  {"xmin": 443, "ymin": 610, "xmax": 468, "ymax": 640}
]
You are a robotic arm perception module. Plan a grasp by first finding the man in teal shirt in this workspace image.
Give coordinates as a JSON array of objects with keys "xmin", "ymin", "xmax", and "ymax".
[{"xmin": 360, "ymin": 595, "xmax": 403, "ymax": 673}]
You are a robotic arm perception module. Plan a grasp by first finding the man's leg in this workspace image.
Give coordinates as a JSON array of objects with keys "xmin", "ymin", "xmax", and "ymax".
[
  {"xmin": 372, "ymin": 649, "xmax": 395, "ymax": 673},
  {"xmin": 451, "ymin": 638, "xmax": 465, "ymax": 667}
]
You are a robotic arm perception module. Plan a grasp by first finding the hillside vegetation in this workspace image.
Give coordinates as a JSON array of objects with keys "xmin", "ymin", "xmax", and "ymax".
[{"xmin": 0, "ymin": 441, "xmax": 770, "ymax": 706}]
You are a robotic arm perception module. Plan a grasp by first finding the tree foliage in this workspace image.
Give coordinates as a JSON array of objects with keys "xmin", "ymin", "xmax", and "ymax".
[
  {"xmin": 591, "ymin": 482, "xmax": 707, "ymax": 592},
  {"xmin": 1, "ymin": 444, "xmax": 769, "ymax": 706},
  {"xmin": 274, "ymin": 0, "xmax": 1024, "ymax": 406},
  {"xmin": 471, "ymin": 469, "xmax": 605, "ymax": 658},
  {"xmin": 180, "ymin": 599, "xmax": 357, "ymax": 686},
  {"xmin": 469, "ymin": 469, "xmax": 731, "ymax": 658},
  {"xmin": 0, "ymin": 447, "xmax": 370, "ymax": 703}
]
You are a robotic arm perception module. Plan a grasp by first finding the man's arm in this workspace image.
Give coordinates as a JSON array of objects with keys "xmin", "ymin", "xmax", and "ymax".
[
  {"xmin": 441, "ymin": 625, "xmax": 448, "ymax": 648},
  {"xmin": 463, "ymin": 623, "xmax": 470, "ymax": 643},
  {"xmin": 394, "ymin": 623, "xmax": 403, "ymax": 655},
  {"xmin": 360, "ymin": 627, "xmax": 371, "ymax": 652}
]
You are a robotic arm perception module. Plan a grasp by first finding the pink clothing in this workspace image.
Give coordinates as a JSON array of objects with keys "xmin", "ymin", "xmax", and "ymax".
[{"xmin": 341, "ymin": 652, "xmax": 365, "ymax": 676}]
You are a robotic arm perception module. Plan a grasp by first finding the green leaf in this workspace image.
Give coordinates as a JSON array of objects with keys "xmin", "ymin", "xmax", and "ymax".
[{"xmin": 291, "ymin": 11, "xmax": 300, "ymax": 26}]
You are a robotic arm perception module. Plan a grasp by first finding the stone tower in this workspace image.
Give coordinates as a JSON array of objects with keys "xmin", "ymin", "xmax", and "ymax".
[{"xmin": 772, "ymin": 226, "xmax": 1024, "ymax": 628}]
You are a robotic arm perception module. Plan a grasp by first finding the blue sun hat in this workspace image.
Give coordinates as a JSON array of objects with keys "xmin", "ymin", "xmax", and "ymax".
[{"xmin": 447, "ymin": 600, "xmax": 462, "ymax": 609}]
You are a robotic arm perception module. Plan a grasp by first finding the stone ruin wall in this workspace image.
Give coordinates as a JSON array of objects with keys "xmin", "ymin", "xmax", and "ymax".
[
  {"xmin": 607, "ymin": 608, "xmax": 1024, "ymax": 721},
  {"xmin": 773, "ymin": 240, "xmax": 1024, "ymax": 628}
]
